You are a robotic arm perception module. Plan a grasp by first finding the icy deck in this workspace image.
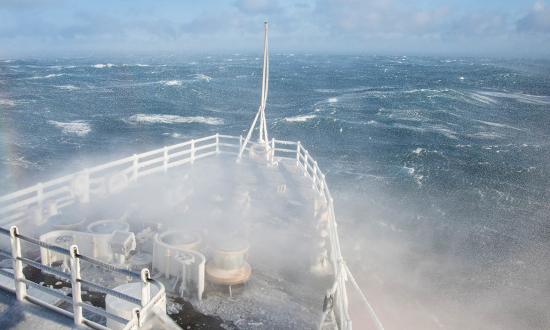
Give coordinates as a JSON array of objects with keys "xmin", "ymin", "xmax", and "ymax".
[
  {"xmin": 122, "ymin": 154, "xmax": 332, "ymax": 329},
  {"xmin": 1, "ymin": 154, "xmax": 332, "ymax": 329}
]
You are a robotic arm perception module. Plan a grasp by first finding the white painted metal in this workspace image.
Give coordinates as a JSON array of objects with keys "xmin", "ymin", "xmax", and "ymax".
[
  {"xmin": 0, "ymin": 225, "xmax": 166, "ymax": 330},
  {"xmin": 9, "ymin": 226, "xmax": 26, "ymax": 301},
  {"xmin": 70, "ymin": 245, "xmax": 84, "ymax": 325},
  {"xmin": 238, "ymin": 21, "xmax": 270, "ymax": 160},
  {"xmin": 140, "ymin": 269, "xmax": 151, "ymax": 307}
]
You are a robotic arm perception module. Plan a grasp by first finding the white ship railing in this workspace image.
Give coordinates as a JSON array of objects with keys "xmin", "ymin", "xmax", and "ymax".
[
  {"xmin": 0, "ymin": 224, "xmax": 164, "ymax": 330},
  {"xmin": 0, "ymin": 134, "xmax": 382, "ymax": 330}
]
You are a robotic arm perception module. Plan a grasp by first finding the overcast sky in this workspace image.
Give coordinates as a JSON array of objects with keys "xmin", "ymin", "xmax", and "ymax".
[{"xmin": 1, "ymin": 0, "xmax": 549, "ymax": 58}]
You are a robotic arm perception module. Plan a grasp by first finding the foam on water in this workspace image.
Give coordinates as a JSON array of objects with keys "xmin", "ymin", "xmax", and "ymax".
[
  {"xmin": 0, "ymin": 98, "xmax": 15, "ymax": 107},
  {"xmin": 127, "ymin": 114, "xmax": 223, "ymax": 125},
  {"xmin": 193, "ymin": 74, "xmax": 212, "ymax": 82},
  {"xmin": 467, "ymin": 92, "xmax": 499, "ymax": 105},
  {"xmin": 284, "ymin": 114, "xmax": 317, "ymax": 123},
  {"xmin": 48, "ymin": 120, "xmax": 91, "ymax": 137},
  {"xmin": 122, "ymin": 63, "xmax": 150, "ymax": 67},
  {"xmin": 473, "ymin": 120, "xmax": 524, "ymax": 131},
  {"xmin": 161, "ymin": 80, "xmax": 183, "ymax": 86},
  {"xmin": 477, "ymin": 91, "xmax": 550, "ymax": 105},
  {"xmin": 54, "ymin": 85, "xmax": 80, "ymax": 91},
  {"xmin": 92, "ymin": 63, "xmax": 115, "ymax": 68},
  {"xmin": 28, "ymin": 73, "xmax": 65, "ymax": 80},
  {"xmin": 413, "ymin": 148, "xmax": 425, "ymax": 155}
]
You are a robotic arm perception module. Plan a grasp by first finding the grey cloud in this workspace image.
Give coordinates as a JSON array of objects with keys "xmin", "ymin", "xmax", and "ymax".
[
  {"xmin": 517, "ymin": 1, "xmax": 550, "ymax": 33},
  {"xmin": 313, "ymin": 0, "xmax": 450, "ymax": 36},
  {"xmin": 447, "ymin": 13, "xmax": 509, "ymax": 37}
]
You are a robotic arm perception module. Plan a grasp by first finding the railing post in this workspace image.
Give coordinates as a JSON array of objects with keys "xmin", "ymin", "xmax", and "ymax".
[
  {"xmin": 69, "ymin": 245, "xmax": 83, "ymax": 325},
  {"xmin": 296, "ymin": 141, "xmax": 301, "ymax": 166},
  {"xmin": 191, "ymin": 139, "xmax": 195, "ymax": 164},
  {"xmin": 313, "ymin": 161, "xmax": 317, "ymax": 189},
  {"xmin": 141, "ymin": 268, "xmax": 151, "ymax": 307},
  {"xmin": 270, "ymin": 138, "xmax": 275, "ymax": 165},
  {"xmin": 9, "ymin": 226, "xmax": 26, "ymax": 301},
  {"xmin": 321, "ymin": 174, "xmax": 326, "ymax": 198},
  {"xmin": 239, "ymin": 135, "xmax": 243, "ymax": 151},
  {"xmin": 163, "ymin": 146, "xmax": 169, "ymax": 173},
  {"xmin": 133, "ymin": 308, "xmax": 142, "ymax": 327},
  {"xmin": 304, "ymin": 152, "xmax": 309, "ymax": 177},
  {"xmin": 133, "ymin": 154, "xmax": 139, "ymax": 181},
  {"xmin": 215, "ymin": 133, "xmax": 220, "ymax": 154}
]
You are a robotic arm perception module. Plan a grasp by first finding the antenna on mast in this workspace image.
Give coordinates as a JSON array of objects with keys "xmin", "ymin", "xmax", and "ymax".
[{"xmin": 238, "ymin": 21, "xmax": 270, "ymax": 160}]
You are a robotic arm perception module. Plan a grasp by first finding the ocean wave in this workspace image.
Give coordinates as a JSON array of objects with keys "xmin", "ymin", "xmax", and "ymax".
[
  {"xmin": 284, "ymin": 114, "xmax": 317, "ymax": 123},
  {"xmin": 28, "ymin": 73, "xmax": 65, "ymax": 80},
  {"xmin": 48, "ymin": 120, "xmax": 91, "ymax": 137},
  {"xmin": 127, "ymin": 114, "xmax": 223, "ymax": 125},
  {"xmin": 193, "ymin": 74, "xmax": 212, "ymax": 82},
  {"xmin": 0, "ymin": 98, "xmax": 15, "ymax": 107},
  {"xmin": 467, "ymin": 131, "xmax": 504, "ymax": 140},
  {"xmin": 467, "ymin": 92, "xmax": 499, "ymax": 105},
  {"xmin": 48, "ymin": 65, "xmax": 77, "ymax": 70},
  {"xmin": 314, "ymin": 88, "xmax": 337, "ymax": 93},
  {"xmin": 92, "ymin": 63, "xmax": 115, "ymax": 69},
  {"xmin": 328, "ymin": 97, "xmax": 338, "ymax": 103},
  {"xmin": 393, "ymin": 123, "xmax": 459, "ymax": 139},
  {"xmin": 54, "ymin": 85, "xmax": 80, "ymax": 91},
  {"xmin": 473, "ymin": 120, "xmax": 524, "ymax": 131},
  {"xmin": 122, "ymin": 64, "xmax": 150, "ymax": 67},
  {"xmin": 161, "ymin": 80, "xmax": 183, "ymax": 86},
  {"xmin": 477, "ymin": 91, "xmax": 550, "ymax": 105}
]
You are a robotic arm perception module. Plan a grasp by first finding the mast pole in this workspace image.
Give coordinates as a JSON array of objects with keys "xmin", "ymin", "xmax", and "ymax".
[{"xmin": 238, "ymin": 21, "xmax": 270, "ymax": 160}]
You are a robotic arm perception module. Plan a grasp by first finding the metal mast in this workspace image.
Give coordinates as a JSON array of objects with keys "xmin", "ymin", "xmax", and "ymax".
[{"xmin": 238, "ymin": 21, "xmax": 270, "ymax": 160}]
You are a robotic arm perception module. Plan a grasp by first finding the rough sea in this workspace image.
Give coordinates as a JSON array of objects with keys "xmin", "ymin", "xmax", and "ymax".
[{"xmin": 1, "ymin": 55, "xmax": 549, "ymax": 329}]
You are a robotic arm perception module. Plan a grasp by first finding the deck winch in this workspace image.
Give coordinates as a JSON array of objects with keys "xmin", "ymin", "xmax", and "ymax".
[
  {"xmin": 152, "ymin": 230, "xmax": 205, "ymax": 299},
  {"xmin": 205, "ymin": 237, "xmax": 251, "ymax": 289}
]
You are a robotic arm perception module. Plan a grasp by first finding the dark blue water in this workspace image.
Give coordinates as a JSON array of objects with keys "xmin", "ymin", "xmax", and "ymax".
[{"xmin": 1, "ymin": 55, "xmax": 549, "ymax": 329}]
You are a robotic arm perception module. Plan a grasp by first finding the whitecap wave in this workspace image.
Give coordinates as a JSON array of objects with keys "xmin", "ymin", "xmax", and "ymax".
[
  {"xmin": 314, "ymin": 88, "xmax": 338, "ymax": 93},
  {"xmin": 467, "ymin": 131, "xmax": 504, "ymax": 140},
  {"xmin": 473, "ymin": 120, "xmax": 524, "ymax": 131},
  {"xmin": 392, "ymin": 123, "xmax": 459, "ymax": 140},
  {"xmin": 0, "ymin": 98, "xmax": 15, "ymax": 107},
  {"xmin": 402, "ymin": 166, "xmax": 424, "ymax": 185},
  {"xmin": 328, "ymin": 97, "xmax": 338, "ymax": 103},
  {"xmin": 92, "ymin": 63, "xmax": 115, "ymax": 69},
  {"xmin": 402, "ymin": 166, "xmax": 415, "ymax": 175},
  {"xmin": 122, "ymin": 64, "xmax": 150, "ymax": 67},
  {"xmin": 54, "ymin": 85, "xmax": 80, "ymax": 91},
  {"xmin": 161, "ymin": 80, "xmax": 183, "ymax": 86},
  {"xmin": 193, "ymin": 74, "xmax": 212, "ymax": 82},
  {"xmin": 468, "ymin": 92, "xmax": 499, "ymax": 105},
  {"xmin": 28, "ymin": 73, "xmax": 65, "ymax": 80},
  {"xmin": 477, "ymin": 91, "xmax": 550, "ymax": 105},
  {"xmin": 127, "ymin": 114, "xmax": 223, "ymax": 125},
  {"xmin": 284, "ymin": 114, "xmax": 317, "ymax": 123},
  {"xmin": 48, "ymin": 120, "xmax": 91, "ymax": 137}
]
